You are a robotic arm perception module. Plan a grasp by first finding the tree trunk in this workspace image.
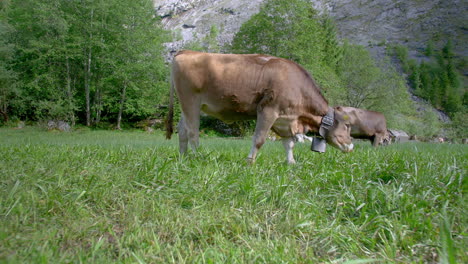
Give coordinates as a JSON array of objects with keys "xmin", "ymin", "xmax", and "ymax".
[
  {"xmin": 94, "ymin": 87, "xmax": 101, "ymax": 125},
  {"xmin": 0, "ymin": 109, "xmax": 8, "ymax": 123},
  {"xmin": 66, "ymin": 57, "xmax": 75, "ymax": 127},
  {"xmin": 116, "ymin": 81, "xmax": 127, "ymax": 130},
  {"xmin": 84, "ymin": 48, "xmax": 92, "ymax": 126},
  {"xmin": 85, "ymin": 8, "xmax": 94, "ymax": 127}
]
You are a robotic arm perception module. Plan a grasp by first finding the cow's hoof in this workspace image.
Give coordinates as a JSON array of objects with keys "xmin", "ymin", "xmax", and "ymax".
[{"xmin": 246, "ymin": 157, "xmax": 255, "ymax": 165}]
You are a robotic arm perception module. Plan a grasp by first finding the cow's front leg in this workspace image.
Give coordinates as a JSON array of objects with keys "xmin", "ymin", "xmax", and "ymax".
[
  {"xmin": 247, "ymin": 108, "xmax": 277, "ymax": 163},
  {"xmin": 282, "ymin": 137, "xmax": 296, "ymax": 164},
  {"xmin": 373, "ymin": 134, "xmax": 383, "ymax": 147}
]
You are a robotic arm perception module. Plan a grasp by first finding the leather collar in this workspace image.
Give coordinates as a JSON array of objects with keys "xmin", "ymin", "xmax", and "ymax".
[{"xmin": 319, "ymin": 107, "xmax": 334, "ymax": 138}]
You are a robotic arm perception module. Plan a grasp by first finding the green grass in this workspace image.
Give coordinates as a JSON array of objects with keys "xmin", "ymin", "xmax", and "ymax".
[{"xmin": 1, "ymin": 127, "xmax": 467, "ymax": 263}]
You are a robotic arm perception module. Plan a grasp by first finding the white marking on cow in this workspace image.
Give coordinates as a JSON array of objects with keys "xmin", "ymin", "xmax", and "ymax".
[
  {"xmin": 344, "ymin": 143, "xmax": 354, "ymax": 152},
  {"xmin": 258, "ymin": 56, "xmax": 275, "ymax": 62},
  {"xmin": 295, "ymin": 134, "xmax": 313, "ymax": 143}
]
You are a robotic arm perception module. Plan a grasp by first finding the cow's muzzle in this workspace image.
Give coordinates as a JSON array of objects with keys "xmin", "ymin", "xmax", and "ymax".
[{"xmin": 337, "ymin": 142, "xmax": 354, "ymax": 153}]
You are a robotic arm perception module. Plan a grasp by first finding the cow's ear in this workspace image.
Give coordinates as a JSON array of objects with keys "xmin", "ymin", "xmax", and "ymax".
[{"xmin": 335, "ymin": 106, "xmax": 343, "ymax": 111}]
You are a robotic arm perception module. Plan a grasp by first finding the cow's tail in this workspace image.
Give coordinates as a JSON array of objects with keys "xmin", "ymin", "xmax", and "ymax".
[{"xmin": 165, "ymin": 70, "xmax": 174, "ymax": 140}]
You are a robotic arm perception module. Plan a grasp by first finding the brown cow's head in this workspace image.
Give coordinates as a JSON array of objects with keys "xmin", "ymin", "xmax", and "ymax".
[{"xmin": 319, "ymin": 106, "xmax": 354, "ymax": 152}]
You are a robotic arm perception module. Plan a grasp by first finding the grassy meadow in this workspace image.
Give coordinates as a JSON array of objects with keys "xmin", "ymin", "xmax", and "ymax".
[{"xmin": 0, "ymin": 127, "xmax": 466, "ymax": 263}]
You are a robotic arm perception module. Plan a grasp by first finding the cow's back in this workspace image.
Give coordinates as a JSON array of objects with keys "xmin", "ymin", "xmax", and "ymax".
[
  {"xmin": 173, "ymin": 51, "xmax": 268, "ymax": 120},
  {"xmin": 172, "ymin": 51, "xmax": 327, "ymax": 122}
]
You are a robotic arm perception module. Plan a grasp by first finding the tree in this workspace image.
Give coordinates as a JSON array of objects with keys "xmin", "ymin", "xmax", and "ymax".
[
  {"xmin": 0, "ymin": 13, "xmax": 17, "ymax": 122},
  {"xmin": 106, "ymin": 0, "xmax": 169, "ymax": 129},
  {"xmin": 335, "ymin": 42, "xmax": 413, "ymax": 124},
  {"xmin": 337, "ymin": 43, "xmax": 382, "ymax": 108},
  {"xmin": 65, "ymin": 0, "xmax": 117, "ymax": 126},
  {"xmin": 321, "ymin": 17, "xmax": 343, "ymax": 69},
  {"xmin": 425, "ymin": 40, "xmax": 434, "ymax": 57},
  {"xmin": 449, "ymin": 108, "xmax": 468, "ymax": 139},
  {"xmin": 393, "ymin": 44, "xmax": 410, "ymax": 72},
  {"xmin": 205, "ymin": 25, "xmax": 221, "ymax": 53},
  {"xmin": 4, "ymin": 0, "xmax": 170, "ymax": 126},
  {"xmin": 410, "ymin": 65, "xmax": 422, "ymax": 96},
  {"xmin": 232, "ymin": 0, "xmax": 326, "ymax": 64},
  {"xmin": 6, "ymin": 0, "xmax": 75, "ymax": 121}
]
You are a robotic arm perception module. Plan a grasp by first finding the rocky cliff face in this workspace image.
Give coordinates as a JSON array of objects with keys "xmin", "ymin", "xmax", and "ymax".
[
  {"xmin": 328, "ymin": 0, "xmax": 466, "ymax": 57},
  {"xmin": 154, "ymin": 0, "xmax": 466, "ymax": 58},
  {"xmin": 155, "ymin": 0, "xmax": 263, "ymax": 52}
]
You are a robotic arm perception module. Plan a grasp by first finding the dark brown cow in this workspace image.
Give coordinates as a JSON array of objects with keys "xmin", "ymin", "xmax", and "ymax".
[
  {"xmin": 340, "ymin": 107, "xmax": 389, "ymax": 146},
  {"xmin": 165, "ymin": 50, "xmax": 354, "ymax": 163}
]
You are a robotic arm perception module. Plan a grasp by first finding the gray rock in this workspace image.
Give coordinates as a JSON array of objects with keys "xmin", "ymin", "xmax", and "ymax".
[
  {"xmin": 156, "ymin": 0, "xmax": 263, "ymax": 53},
  {"xmin": 388, "ymin": 129, "xmax": 410, "ymax": 143},
  {"xmin": 47, "ymin": 120, "xmax": 71, "ymax": 132},
  {"xmin": 47, "ymin": 120, "xmax": 56, "ymax": 130},
  {"xmin": 57, "ymin": 121, "xmax": 71, "ymax": 132}
]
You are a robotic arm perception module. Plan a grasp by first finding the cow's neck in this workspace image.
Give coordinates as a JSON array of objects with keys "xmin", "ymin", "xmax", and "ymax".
[
  {"xmin": 302, "ymin": 86, "xmax": 329, "ymax": 117},
  {"xmin": 301, "ymin": 102, "xmax": 331, "ymax": 133}
]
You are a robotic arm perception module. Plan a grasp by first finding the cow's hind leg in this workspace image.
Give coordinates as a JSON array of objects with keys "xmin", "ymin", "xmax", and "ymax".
[
  {"xmin": 177, "ymin": 116, "xmax": 188, "ymax": 154},
  {"xmin": 180, "ymin": 100, "xmax": 201, "ymax": 153},
  {"xmin": 247, "ymin": 108, "xmax": 277, "ymax": 163}
]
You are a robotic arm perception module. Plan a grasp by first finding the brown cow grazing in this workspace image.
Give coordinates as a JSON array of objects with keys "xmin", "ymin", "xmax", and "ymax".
[
  {"xmin": 165, "ymin": 51, "xmax": 354, "ymax": 164},
  {"xmin": 339, "ymin": 107, "xmax": 389, "ymax": 146}
]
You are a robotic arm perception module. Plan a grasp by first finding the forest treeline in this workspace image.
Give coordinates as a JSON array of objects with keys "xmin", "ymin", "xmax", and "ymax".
[
  {"xmin": 0, "ymin": 0, "xmax": 466, "ymax": 138},
  {"xmin": 0, "ymin": 0, "xmax": 169, "ymax": 129}
]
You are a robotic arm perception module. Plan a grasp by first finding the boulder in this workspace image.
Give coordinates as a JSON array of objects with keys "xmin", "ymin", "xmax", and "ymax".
[
  {"xmin": 47, "ymin": 120, "xmax": 71, "ymax": 132},
  {"xmin": 57, "ymin": 121, "xmax": 71, "ymax": 132},
  {"xmin": 47, "ymin": 120, "xmax": 57, "ymax": 130},
  {"xmin": 388, "ymin": 129, "xmax": 409, "ymax": 143}
]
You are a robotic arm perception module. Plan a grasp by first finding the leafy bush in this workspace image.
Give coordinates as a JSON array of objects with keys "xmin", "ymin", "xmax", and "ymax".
[{"xmin": 448, "ymin": 108, "xmax": 468, "ymax": 139}]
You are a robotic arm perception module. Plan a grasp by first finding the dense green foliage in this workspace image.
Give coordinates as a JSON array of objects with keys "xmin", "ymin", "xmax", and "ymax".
[
  {"xmin": 394, "ymin": 42, "xmax": 466, "ymax": 117},
  {"xmin": 0, "ymin": 0, "xmax": 169, "ymax": 127},
  {"xmin": 337, "ymin": 43, "xmax": 412, "ymax": 113},
  {"xmin": 1, "ymin": 128, "xmax": 467, "ymax": 262},
  {"xmin": 393, "ymin": 42, "xmax": 467, "ymax": 139},
  {"xmin": 229, "ymin": 0, "xmax": 414, "ymax": 132},
  {"xmin": 0, "ymin": 4, "xmax": 17, "ymax": 123},
  {"xmin": 449, "ymin": 110, "xmax": 468, "ymax": 139}
]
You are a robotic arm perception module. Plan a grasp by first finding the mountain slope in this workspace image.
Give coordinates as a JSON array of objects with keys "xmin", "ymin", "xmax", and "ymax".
[{"xmin": 155, "ymin": 0, "xmax": 467, "ymax": 58}]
